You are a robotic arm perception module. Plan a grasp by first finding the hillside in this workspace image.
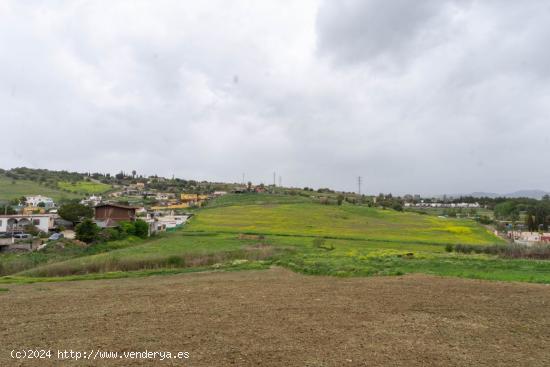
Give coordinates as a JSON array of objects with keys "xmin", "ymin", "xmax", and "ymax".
[
  {"xmin": 196, "ymin": 195, "xmax": 499, "ymax": 245},
  {"xmin": 0, "ymin": 175, "xmax": 81, "ymax": 202},
  {"xmin": 0, "ymin": 167, "xmax": 112, "ymax": 202},
  {"xmin": 3, "ymin": 193, "xmax": 549, "ymax": 284}
]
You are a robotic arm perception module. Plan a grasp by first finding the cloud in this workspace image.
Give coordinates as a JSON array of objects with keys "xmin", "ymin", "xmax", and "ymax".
[
  {"xmin": 0, "ymin": 0, "xmax": 549, "ymax": 195},
  {"xmin": 316, "ymin": 0, "xmax": 459, "ymax": 68}
]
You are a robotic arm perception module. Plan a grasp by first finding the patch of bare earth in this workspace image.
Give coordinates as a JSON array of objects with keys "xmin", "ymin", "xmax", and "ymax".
[{"xmin": 1, "ymin": 268, "xmax": 549, "ymax": 366}]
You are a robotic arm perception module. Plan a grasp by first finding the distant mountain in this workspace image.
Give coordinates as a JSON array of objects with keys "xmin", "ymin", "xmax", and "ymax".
[
  {"xmin": 504, "ymin": 190, "xmax": 550, "ymax": 199},
  {"xmin": 469, "ymin": 192, "xmax": 500, "ymax": 198}
]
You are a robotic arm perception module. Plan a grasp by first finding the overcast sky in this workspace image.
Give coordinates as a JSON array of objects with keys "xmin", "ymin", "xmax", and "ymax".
[{"xmin": 1, "ymin": 0, "xmax": 549, "ymax": 195}]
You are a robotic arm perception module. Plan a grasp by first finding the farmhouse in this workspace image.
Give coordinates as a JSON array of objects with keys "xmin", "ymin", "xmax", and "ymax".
[
  {"xmin": 0, "ymin": 214, "xmax": 55, "ymax": 233},
  {"xmin": 94, "ymin": 203, "xmax": 137, "ymax": 228}
]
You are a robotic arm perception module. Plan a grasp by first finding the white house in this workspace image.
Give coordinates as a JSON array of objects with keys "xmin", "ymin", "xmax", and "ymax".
[
  {"xmin": 80, "ymin": 195, "xmax": 103, "ymax": 207},
  {"xmin": 25, "ymin": 195, "xmax": 55, "ymax": 209},
  {"xmin": 0, "ymin": 214, "xmax": 55, "ymax": 233},
  {"xmin": 155, "ymin": 192, "xmax": 176, "ymax": 201}
]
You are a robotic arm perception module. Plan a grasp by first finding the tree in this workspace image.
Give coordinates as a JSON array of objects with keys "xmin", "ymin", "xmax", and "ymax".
[
  {"xmin": 118, "ymin": 221, "xmax": 136, "ymax": 236},
  {"xmin": 527, "ymin": 215, "xmax": 536, "ymax": 232},
  {"xmin": 134, "ymin": 219, "xmax": 149, "ymax": 238},
  {"xmin": 0, "ymin": 205, "xmax": 15, "ymax": 215},
  {"xmin": 23, "ymin": 224, "xmax": 40, "ymax": 236},
  {"xmin": 58, "ymin": 202, "xmax": 94, "ymax": 224},
  {"xmin": 75, "ymin": 219, "xmax": 100, "ymax": 243},
  {"xmin": 132, "ymin": 170, "xmax": 137, "ymax": 178},
  {"xmin": 337, "ymin": 194, "xmax": 344, "ymax": 206}
]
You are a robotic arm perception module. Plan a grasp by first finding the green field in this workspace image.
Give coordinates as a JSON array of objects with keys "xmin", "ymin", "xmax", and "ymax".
[
  {"xmin": 0, "ymin": 175, "xmax": 80, "ymax": 202},
  {"xmin": 1, "ymin": 193, "xmax": 549, "ymax": 284},
  {"xmin": 57, "ymin": 180, "xmax": 112, "ymax": 194},
  {"xmin": 194, "ymin": 201, "xmax": 499, "ymax": 245}
]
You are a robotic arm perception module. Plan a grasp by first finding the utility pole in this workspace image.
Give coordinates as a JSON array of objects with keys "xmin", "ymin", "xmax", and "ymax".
[
  {"xmin": 278, "ymin": 176, "xmax": 282, "ymax": 187},
  {"xmin": 357, "ymin": 176, "xmax": 362, "ymax": 196},
  {"xmin": 242, "ymin": 172, "xmax": 245, "ymax": 185}
]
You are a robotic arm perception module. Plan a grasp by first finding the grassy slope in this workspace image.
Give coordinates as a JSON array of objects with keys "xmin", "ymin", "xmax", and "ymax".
[
  {"xmin": 0, "ymin": 175, "xmax": 80, "ymax": 201},
  {"xmin": 1, "ymin": 193, "xmax": 549, "ymax": 283},
  {"xmin": 57, "ymin": 180, "xmax": 111, "ymax": 194},
  {"xmin": 193, "ymin": 202, "xmax": 500, "ymax": 245}
]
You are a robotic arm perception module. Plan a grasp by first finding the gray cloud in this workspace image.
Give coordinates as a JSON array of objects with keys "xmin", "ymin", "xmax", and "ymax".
[{"xmin": 0, "ymin": 0, "xmax": 549, "ymax": 195}]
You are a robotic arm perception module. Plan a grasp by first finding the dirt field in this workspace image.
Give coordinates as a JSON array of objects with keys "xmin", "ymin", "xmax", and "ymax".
[{"xmin": 1, "ymin": 268, "xmax": 549, "ymax": 366}]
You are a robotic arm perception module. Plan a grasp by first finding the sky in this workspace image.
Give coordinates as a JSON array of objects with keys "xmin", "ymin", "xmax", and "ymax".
[{"xmin": 1, "ymin": 0, "xmax": 549, "ymax": 195}]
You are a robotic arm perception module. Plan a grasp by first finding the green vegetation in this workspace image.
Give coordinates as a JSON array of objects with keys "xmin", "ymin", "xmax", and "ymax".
[
  {"xmin": 1, "ymin": 193, "xmax": 549, "ymax": 284},
  {"xmin": 75, "ymin": 219, "xmax": 101, "ymax": 243},
  {"xmin": 58, "ymin": 202, "xmax": 94, "ymax": 223},
  {"xmin": 0, "ymin": 175, "xmax": 80, "ymax": 202},
  {"xmin": 195, "ymin": 197, "xmax": 500, "ymax": 245},
  {"xmin": 57, "ymin": 180, "xmax": 111, "ymax": 194}
]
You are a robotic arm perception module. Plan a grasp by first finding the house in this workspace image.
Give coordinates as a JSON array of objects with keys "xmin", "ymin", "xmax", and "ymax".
[
  {"xmin": 155, "ymin": 192, "xmax": 176, "ymax": 201},
  {"xmin": 135, "ymin": 207, "xmax": 148, "ymax": 216},
  {"xmin": 21, "ymin": 206, "xmax": 46, "ymax": 215},
  {"xmin": 213, "ymin": 191, "xmax": 228, "ymax": 197},
  {"xmin": 145, "ymin": 214, "xmax": 190, "ymax": 235},
  {"xmin": 0, "ymin": 214, "xmax": 55, "ymax": 233},
  {"xmin": 25, "ymin": 195, "xmax": 55, "ymax": 209},
  {"xmin": 94, "ymin": 203, "xmax": 137, "ymax": 228},
  {"xmin": 80, "ymin": 195, "xmax": 103, "ymax": 207},
  {"xmin": 507, "ymin": 231, "xmax": 550, "ymax": 244}
]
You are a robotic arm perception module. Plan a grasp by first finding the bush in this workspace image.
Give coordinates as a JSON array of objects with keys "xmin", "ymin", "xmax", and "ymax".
[
  {"xmin": 75, "ymin": 219, "xmax": 100, "ymax": 243},
  {"xmin": 58, "ymin": 202, "xmax": 93, "ymax": 224},
  {"xmin": 118, "ymin": 221, "xmax": 136, "ymax": 237},
  {"xmin": 134, "ymin": 219, "xmax": 149, "ymax": 238},
  {"xmin": 444, "ymin": 244, "xmax": 454, "ymax": 252},
  {"xmin": 98, "ymin": 228, "xmax": 123, "ymax": 242},
  {"xmin": 451, "ymin": 243, "xmax": 550, "ymax": 259}
]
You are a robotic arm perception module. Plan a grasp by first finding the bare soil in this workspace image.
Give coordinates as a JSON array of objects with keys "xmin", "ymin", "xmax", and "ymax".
[{"xmin": 1, "ymin": 268, "xmax": 549, "ymax": 366}]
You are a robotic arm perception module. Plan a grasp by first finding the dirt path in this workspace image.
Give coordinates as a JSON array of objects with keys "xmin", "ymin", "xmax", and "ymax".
[{"xmin": 1, "ymin": 268, "xmax": 549, "ymax": 366}]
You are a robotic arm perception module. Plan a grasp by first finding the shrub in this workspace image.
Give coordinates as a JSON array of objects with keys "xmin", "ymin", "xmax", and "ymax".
[
  {"xmin": 118, "ymin": 221, "xmax": 136, "ymax": 236},
  {"xmin": 134, "ymin": 219, "xmax": 149, "ymax": 238},
  {"xmin": 451, "ymin": 243, "xmax": 550, "ymax": 260},
  {"xmin": 313, "ymin": 238, "xmax": 326, "ymax": 248},
  {"xmin": 75, "ymin": 219, "xmax": 100, "ymax": 243},
  {"xmin": 444, "ymin": 244, "xmax": 454, "ymax": 252}
]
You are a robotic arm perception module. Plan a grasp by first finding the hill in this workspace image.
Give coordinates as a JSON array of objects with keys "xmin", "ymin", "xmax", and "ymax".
[
  {"xmin": 196, "ymin": 194, "xmax": 498, "ymax": 245},
  {"xmin": 0, "ymin": 175, "xmax": 81, "ymax": 202},
  {"xmin": 4, "ymin": 193, "xmax": 549, "ymax": 285},
  {"xmin": 0, "ymin": 167, "xmax": 113, "ymax": 202}
]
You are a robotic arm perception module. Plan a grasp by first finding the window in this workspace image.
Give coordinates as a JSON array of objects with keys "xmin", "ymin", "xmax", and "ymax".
[{"xmin": 32, "ymin": 219, "xmax": 40, "ymax": 226}]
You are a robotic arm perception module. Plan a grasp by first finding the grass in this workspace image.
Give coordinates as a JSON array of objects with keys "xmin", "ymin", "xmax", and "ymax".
[
  {"xmin": 57, "ymin": 180, "xmax": 111, "ymax": 194},
  {"xmin": 0, "ymin": 175, "xmax": 80, "ymax": 201},
  {"xmin": 1, "ymin": 193, "xmax": 548, "ymax": 284},
  {"xmin": 17, "ymin": 233, "xmax": 276, "ymax": 277},
  {"xmin": 203, "ymin": 192, "xmax": 314, "ymax": 208},
  {"xmin": 192, "ymin": 199, "xmax": 502, "ymax": 245}
]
